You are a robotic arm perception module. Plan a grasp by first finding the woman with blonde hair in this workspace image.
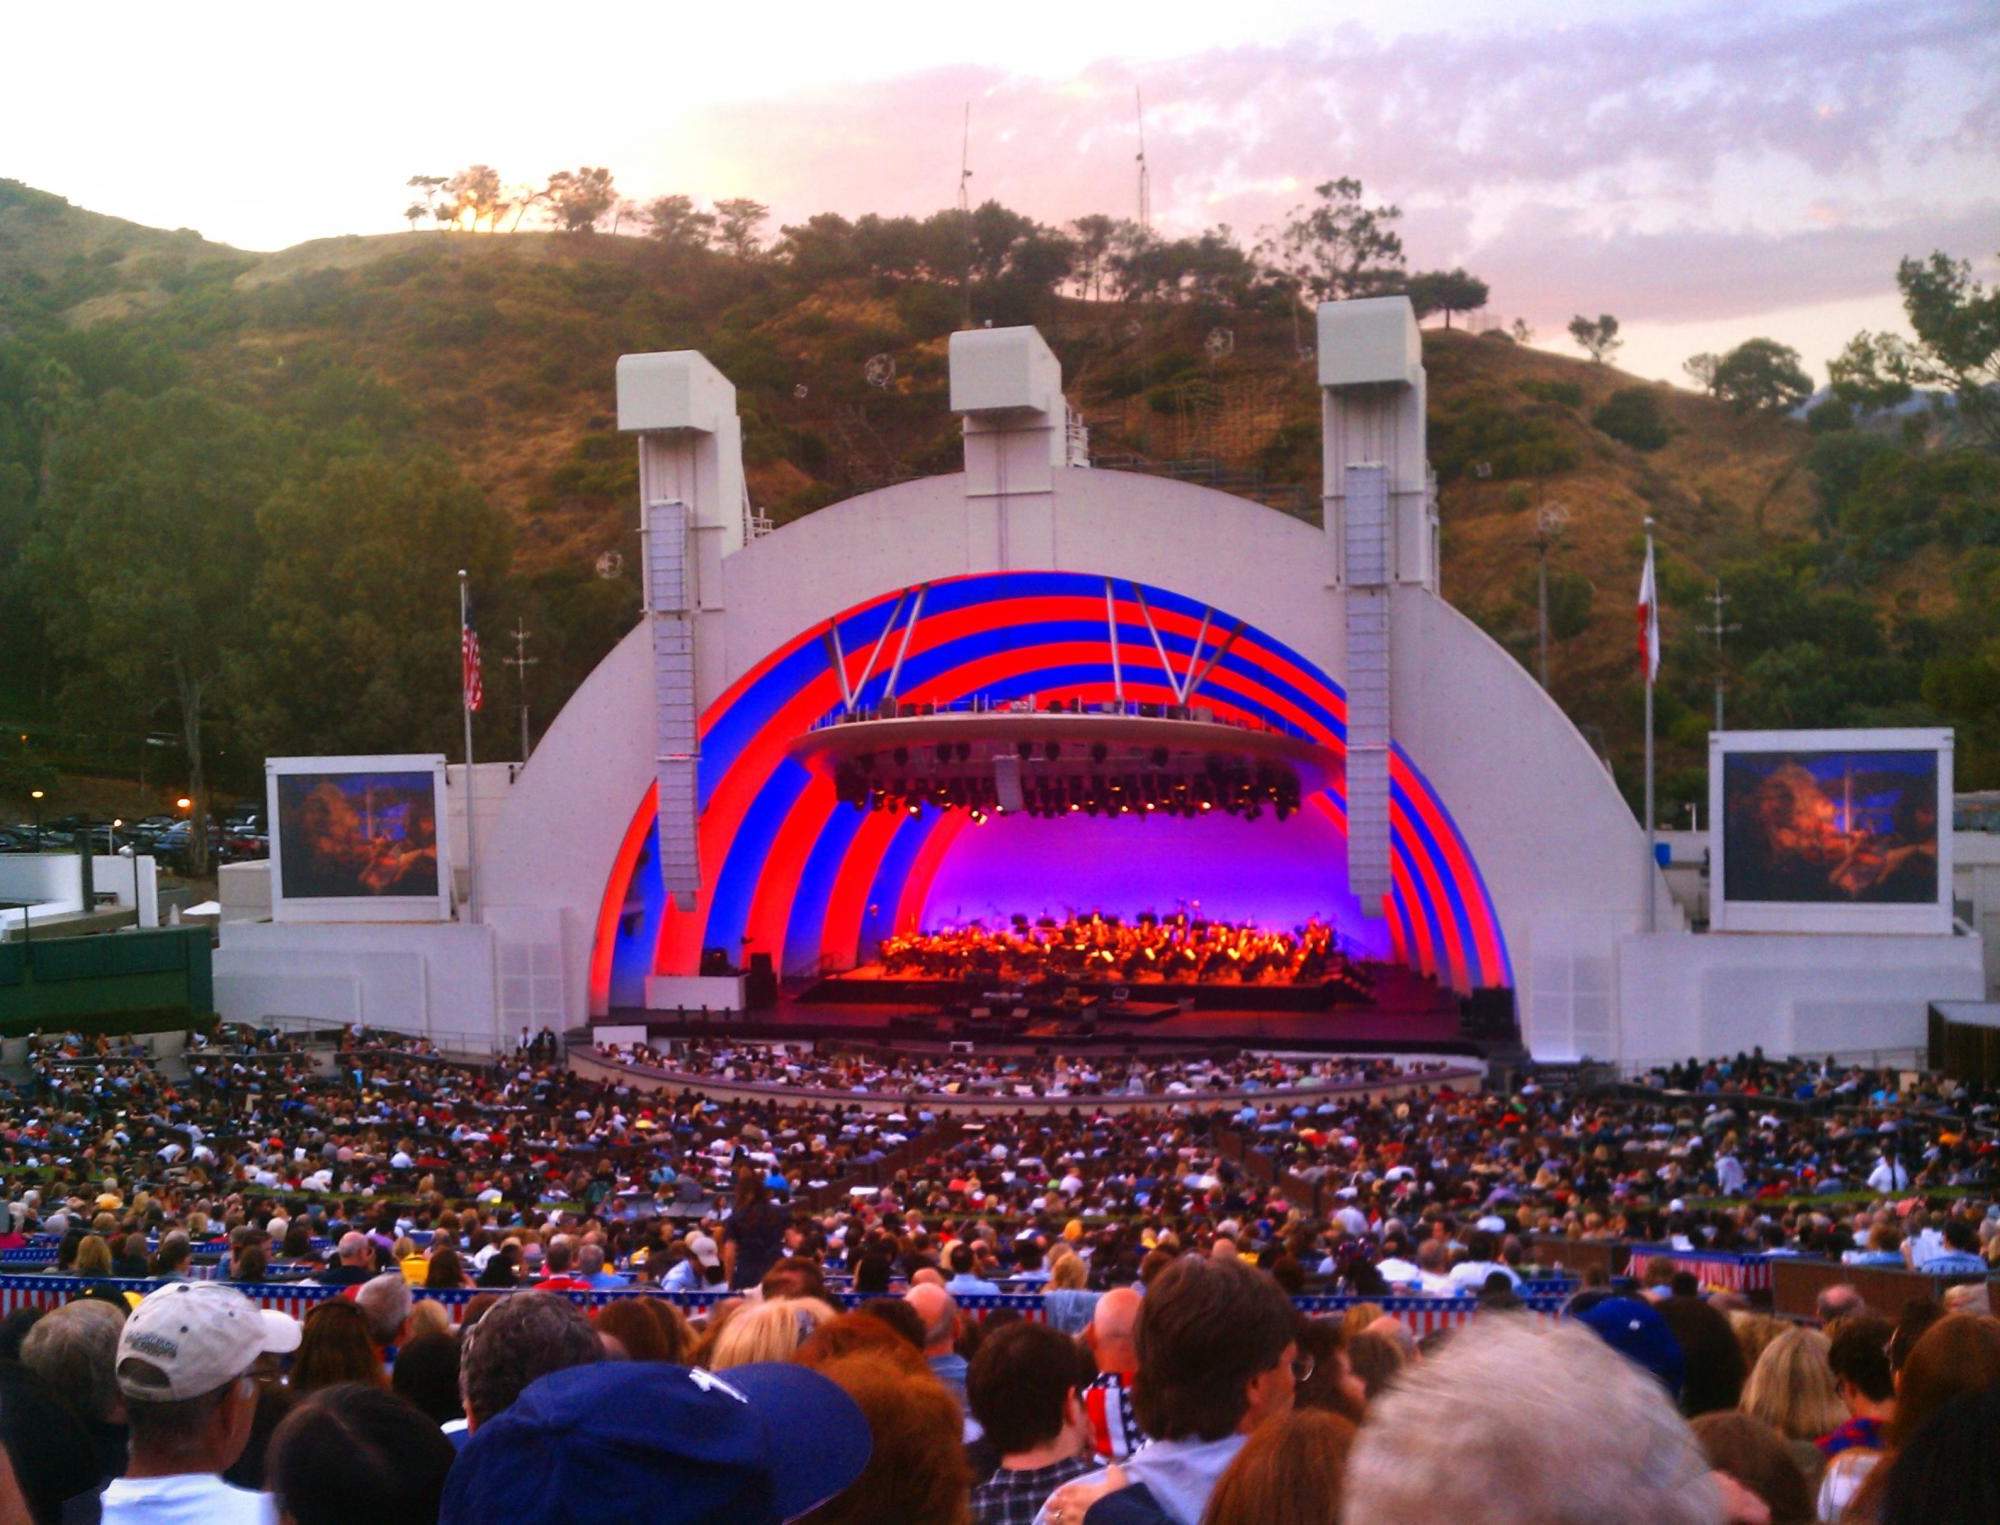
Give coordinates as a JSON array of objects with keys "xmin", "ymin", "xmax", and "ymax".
[
  {"xmin": 1739, "ymin": 1326, "xmax": 1845, "ymax": 1492},
  {"xmin": 704, "ymin": 1294, "xmax": 838, "ymax": 1370},
  {"xmin": 73, "ymin": 1234, "xmax": 112, "ymax": 1278},
  {"xmin": 1043, "ymin": 1250, "xmax": 1099, "ymax": 1334},
  {"xmin": 405, "ymin": 1297, "xmax": 454, "ymax": 1342}
]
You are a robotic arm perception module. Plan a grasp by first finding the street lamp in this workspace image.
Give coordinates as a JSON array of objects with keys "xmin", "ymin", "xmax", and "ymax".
[
  {"xmin": 28, "ymin": 789, "xmax": 43, "ymax": 850},
  {"xmin": 114, "ymin": 818, "xmax": 142, "ymax": 927}
]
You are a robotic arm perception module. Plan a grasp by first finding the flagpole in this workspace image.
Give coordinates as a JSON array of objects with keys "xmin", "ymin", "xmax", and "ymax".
[
  {"xmin": 460, "ymin": 569, "xmax": 478, "ymax": 926},
  {"xmin": 1643, "ymin": 521, "xmax": 1656, "ymax": 934}
]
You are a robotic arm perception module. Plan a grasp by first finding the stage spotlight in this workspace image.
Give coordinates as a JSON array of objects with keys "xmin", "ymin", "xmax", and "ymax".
[
  {"xmin": 970, "ymin": 809, "xmax": 988, "ymax": 825},
  {"xmin": 906, "ymin": 802, "xmax": 922, "ymax": 816}
]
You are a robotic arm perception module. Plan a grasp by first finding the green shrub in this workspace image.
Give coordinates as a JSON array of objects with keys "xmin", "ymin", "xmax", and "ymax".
[
  {"xmin": 1592, "ymin": 387, "xmax": 1672, "ymax": 451},
  {"xmin": 1430, "ymin": 399, "xmax": 1581, "ymax": 481},
  {"xmin": 1519, "ymin": 379, "xmax": 1583, "ymax": 407}
]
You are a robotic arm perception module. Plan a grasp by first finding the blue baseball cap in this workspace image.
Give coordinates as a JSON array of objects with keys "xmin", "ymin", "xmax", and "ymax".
[
  {"xmin": 1573, "ymin": 1296, "xmax": 1686, "ymax": 1399},
  {"xmin": 441, "ymin": 1361, "xmax": 871, "ymax": 1524}
]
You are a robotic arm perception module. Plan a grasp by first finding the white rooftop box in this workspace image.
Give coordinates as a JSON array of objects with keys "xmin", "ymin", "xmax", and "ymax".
[
  {"xmin": 949, "ymin": 326, "xmax": 1063, "ymax": 417},
  {"xmin": 1317, "ymin": 297, "xmax": 1422, "ymax": 390},
  {"xmin": 616, "ymin": 351, "xmax": 737, "ymax": 434}
]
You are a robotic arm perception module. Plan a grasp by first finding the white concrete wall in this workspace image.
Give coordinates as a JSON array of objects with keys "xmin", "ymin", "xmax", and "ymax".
[
  {"xmin": 1954, "ymin": 832, "xmax": 2000, "ymax": 1000},
  {"xmin": 0, "ymin": 854, "xmax": 82, "ymax": 935},
  {"xmin": 91, "ymin": 854, "xmax": 160, "ymax": 926},
  {"xmin": 1614, "ymin": 928, "xmax": 1987, "ymax": 1069},
  {"xmin": 219, "ymin": 861, "xmax": 272, "ymax": 922},
  {"xmin": 213, "ymin": 920, "xmax": 501, "ymax": 1051}
]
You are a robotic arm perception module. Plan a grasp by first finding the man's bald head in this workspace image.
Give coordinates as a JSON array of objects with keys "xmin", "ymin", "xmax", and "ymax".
[
  {"xmin": 909, "ymin": 1266, "xmax": 946, "ymax": 1289},
  {"xmin": 338, "ymin": 1231, "xmax": 371, "ymax": 1266},
  {"xmin": 1093, "ymin": 1286, "xmax": 1143, "ymax": 1372},
  {"xmin": 903, "ymin": 1282, "xmax": 958, "ymax": 1353}
]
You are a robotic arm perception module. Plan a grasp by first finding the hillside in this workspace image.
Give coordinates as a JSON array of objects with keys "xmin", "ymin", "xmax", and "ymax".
[{"xmin": 4, "ymin": 185, "xmax": 1993, "ymax": 814}]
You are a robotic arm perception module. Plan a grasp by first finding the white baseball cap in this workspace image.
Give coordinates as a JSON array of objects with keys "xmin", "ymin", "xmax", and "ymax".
[
  {"xmin": 687, "ymin": 1233, "xmax": 721, "ymax": 1268},
  {"xmin": 117, "ymin": 1283, "xmax": 302, "ymax": 1400}
]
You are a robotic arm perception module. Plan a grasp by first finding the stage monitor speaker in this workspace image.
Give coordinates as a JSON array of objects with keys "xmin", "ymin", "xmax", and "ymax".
[
  {"xmin": 993, "ymin": 754, "xmax": 1025, "ymax": 814},
  {"xmin": 745, "ymin": 966, "xmax": 779, "ymax": 1010},
  {"xmin": 748, "ymin": 952, "xmax": 774, "ymax": 976},
  {"xmin": 700, "ymin": 946, "xmax": 733, "ymax": 977},
  {"xmin": 1461, "ymin": 986, "xmax": 1517, "ymax": 1039}
]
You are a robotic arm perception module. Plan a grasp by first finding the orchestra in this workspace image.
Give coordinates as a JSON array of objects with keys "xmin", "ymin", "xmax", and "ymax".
[{"xmin": 877, "ymin": 911, "xmax": 1354, "ymax": 987}]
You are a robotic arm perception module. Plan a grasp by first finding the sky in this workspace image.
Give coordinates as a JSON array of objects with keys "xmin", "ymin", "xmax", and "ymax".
[{"xmin": 7, "ymin": 0, "xmax": 1997, "ymax": 384}]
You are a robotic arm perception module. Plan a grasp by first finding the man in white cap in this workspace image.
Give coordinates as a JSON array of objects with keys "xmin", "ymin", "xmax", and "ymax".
[{"xmin": 98, "ymin": 1282, "xmax": 301, "ymax": 1524}]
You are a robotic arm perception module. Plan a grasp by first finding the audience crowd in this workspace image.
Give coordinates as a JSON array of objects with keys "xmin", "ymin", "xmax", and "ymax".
[{"xmin": 0, "ymin": 1029, "xmax": 1991, "ymax": 1521}]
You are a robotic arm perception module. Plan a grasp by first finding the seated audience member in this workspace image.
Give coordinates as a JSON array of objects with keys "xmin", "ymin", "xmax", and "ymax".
[
  {"xmin": 1042, "ymin": 1254, "xmax": 1100, "ymax": 1336},
  {"xmin": 1039, "ymin": 1256, "xmax": 1300, "ymax": 1525},
  {"xmin": 968, "ymin": 1322, "xmax": 1096, "ymax": 1525},
  {"xmin": 404, "ymin": 1299, "xmax": 453, "ymax": 1344},
  {"xmin": 905, "ymin": 1283, "xmax": 969, "ymax": 1397},
  {"xmin": 796, "ymin": 1310, "xmax": 923, "ymax": 1368},
  {"xmin": 1292, "ymin": 1316, "xmax": 1368, "ymax": 1424},
  {"xmin": 1692, "ymin": 1412, "xmax": 1814, "ymax": 1525},
  {"xmin": 1573, "ymin": 1296, "xmax": 1687, "ymax": 1403},
  {"xmin": 1084, "ymin": 1289, "xmax": 1146, "ymax": 1463},
  {"xmin": 456, "ymin": 1290, "xmax": 603, "ymax": 1433},
  {"xmin": 1657, "ymin": 1296, "xmax": 1748, "ymax": 1417},
  {"xmin": 98, "ymin": 1282, "xmax": 302, "ymax": 1524},
  {"xmin": 1201, "ymin": 1407, "xmax": 1355, "ymax": 1525},
  {"xmin": 1880, "ymin": 1383, "xmax": 2000, "ymax": 1525},
  {"xmin": 312, "ymin": 1233, "xmax": 377, "ymax": 1288},
  {"xmin": 706, "ymin": 1296, "xmax": 838, "ymax": 1371},
  {"xmin": 1345, "ymin": 1326, "xmax": 1408, "ymax": 1404},
  {"xmin": 353, "ymin": 1274, "xmax": 413, "ymax": 1358},
  {"xmin": 389, "ymin": 1331, "xmax": 463, "ymax": 1426},
  {"xmin": 443, "ymin": 1361, "xmax": 871, "ymax": 1525},
  {"xmin": 797, "ymin": 1351, "xmax": 968, "ymax": 1525},
  {"xmin": 267, "ymin": 1384, "xmax": 455, "ymax": 1525},
  {"xmin": 1814, "ymin": 1285, "xmax": 1866, "ymax": 1328},
  {"xmin": 1445, "ymin": 1230, "xmax": 1520, "ymax": 1292},
  {"xmin": 1820, "ymin": 1315, "xmax": 1895, "ymax": 1458},
  {"xmin": 290, "ymin": 1302, "xmax": 385, "ymax": 1396},
  {"xmin": 22, "ymin": 1297, "xmax": 129, "ymax": 1482},
  {"xmin": 592, "ymin": 1297, "xmax": 678, "ymax": 1364},
  {"xmin": 1840, "ymin": 1312, "xmax": 2000, "ymax": 1522},
  {"xmin": 1739, "ymin": 1327, "xmax": 1845, "ymax": 1493},
  {"xmin": 760, "ymin": 1257, "xmax": 831, "ymax": 1303},
  {"xmin": 1341, "ymin": 1317, "xmax": 1723, "ymax": 1525},
  {"xmin": 220, "ymin": 1378, "xmax": 295, "ymax": 1496},
  {"xmin": 947, "ymin": 1243, "xmax": 1003, "ymax": 1297},
  {"xmin": 423, "ymin": 1248, "xmax": 470, "ymax": 1290},
  {"xmin": 0, "ymin": 1363, "xmax": 107, "ymax": 1522}
]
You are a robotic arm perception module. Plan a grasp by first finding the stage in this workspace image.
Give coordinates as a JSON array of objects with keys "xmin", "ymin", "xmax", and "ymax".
[{"xmin": 603, "ymin": 959, "xmax": 1501, "ymax": 1059}]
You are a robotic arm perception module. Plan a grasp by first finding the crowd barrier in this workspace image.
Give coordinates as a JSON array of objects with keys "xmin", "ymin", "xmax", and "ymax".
[
  {"xmin": 0, "ymin": 1274, "xmax": 1566, "ymax": 1335},
  {"xmin": 1769, "ymin": 1257, "xmax": 1992, "ymax": 1320},
  {"xmin": 1623, "ymin": 1245, "xmax": 1774, "ymax": 1293}
]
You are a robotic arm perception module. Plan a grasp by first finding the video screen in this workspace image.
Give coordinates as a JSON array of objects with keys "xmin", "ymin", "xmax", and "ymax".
[
  {"xmin": 275, "ymin": 771, "xmax": 440, "ymax": 899},
  {"xmin": 1721, "ymin": 749, "xmax": 1939, "ymax": 905}
]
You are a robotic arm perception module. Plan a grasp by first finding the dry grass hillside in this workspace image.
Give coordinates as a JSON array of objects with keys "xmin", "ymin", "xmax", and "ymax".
[{"xmin": 10, "ymin": 189, "xmax": 1859, "ymax": 800}]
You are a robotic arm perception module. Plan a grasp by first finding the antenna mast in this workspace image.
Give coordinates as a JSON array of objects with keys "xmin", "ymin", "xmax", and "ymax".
[
  {"xmin": 1706, "ymin": 579, "xmax": 1739, "ymax": 732},
  {"xmin": 502, "ymin": 617, "xmax": 538, "ymax": 762},
  {"xmin": 1134, "ymin": 87, "xmax": 1151, "ymax": 233},
  {"xmin": 959, "ymin": 102, "xmax": 973, "ymax": 215}
]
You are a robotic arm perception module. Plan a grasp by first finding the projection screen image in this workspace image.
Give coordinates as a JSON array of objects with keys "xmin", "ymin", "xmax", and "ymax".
[
  {"xmin": 1720, "ymin": 748, "xmax": 1939, "ymax": 905},
  {"xmin": 274, "ymin": 770, "xmax": 441, "ymax": 899}
]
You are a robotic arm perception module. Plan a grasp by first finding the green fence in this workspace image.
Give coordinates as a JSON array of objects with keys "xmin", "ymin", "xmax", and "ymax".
[{"xmin": 0, "ymin": 927, "xmax": 212, "ymax": 1032}]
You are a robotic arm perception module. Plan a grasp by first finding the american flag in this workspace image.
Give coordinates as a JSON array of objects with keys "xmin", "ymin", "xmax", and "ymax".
[{"xmin": 462, "ymin": 615, "xmax": 484, "ymax": 713}]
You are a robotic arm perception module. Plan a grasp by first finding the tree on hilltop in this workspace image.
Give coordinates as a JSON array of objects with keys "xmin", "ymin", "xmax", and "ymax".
[
  {"xmin": 713, "ymin": 198, "xmax": 769, "ymax": 259},
  {"xmin": 1568, "ymin": 314, "xmax": 1622, "ymax": 364},
  {"xmin": 1831, "ymin": 248, "xmax": 2000, "ymax": 445},
  {"xmin": 443, "ymin": 166, "xmax": 506, "ymax": 231},
  {"xmin": 1257, "ymin": 178, "xmax": 1406, "ymax": 303},
  {"xmin": 407, "ymin": 174, "xmax": 449, "ymax": 227},
  {"xmin": 544, "ymin": 168, "xmax": 618, "ymax": 234},
  {"xmin": 1711, "ymin": 338, "xmax": 1814, "ymax": 414},
  {"xmin": 1683, "ymin": 353, "xmax": 1720, "ymax": 395},
  {"xmin": 1070, "ymin": 214, "xmax": 1118, "ymax": 300},
  {"xmin": 643, "ymin": 194, "xmax": 716, "ymax": 252},
  {"xmin": 1405, "ymin": 268, "xmax": 1490, "ymax": 328}
]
